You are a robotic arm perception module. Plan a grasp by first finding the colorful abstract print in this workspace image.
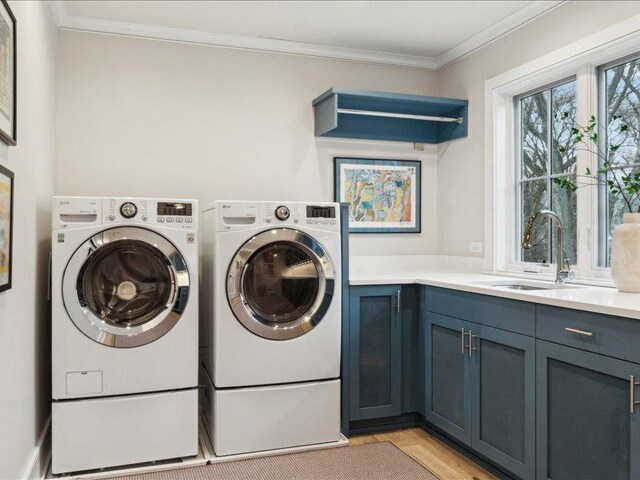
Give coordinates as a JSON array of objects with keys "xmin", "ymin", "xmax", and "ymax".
[{"xmin": 343, "ymin": 165, "xmax": 415, "ymax": 226}]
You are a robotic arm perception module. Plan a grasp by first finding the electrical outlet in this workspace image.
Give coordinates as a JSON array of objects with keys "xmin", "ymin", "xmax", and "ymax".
[{"xmin": 469, "ymin": 242, "xmax": 483, "ymax": 254}]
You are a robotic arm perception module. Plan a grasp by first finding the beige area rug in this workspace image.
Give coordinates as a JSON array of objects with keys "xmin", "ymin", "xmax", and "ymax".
[{"xmin": 106, "ymin": 442, "xmax": 439, "ymax": 480}]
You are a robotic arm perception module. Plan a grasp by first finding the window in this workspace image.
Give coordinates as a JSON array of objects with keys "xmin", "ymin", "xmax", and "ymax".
[
  {"xmin": 488, "ymin": 21, "xmax": 640, "ymax": 282},
  {"xmin": 516, "ymin": 80, "xmax": 577, "ymax": 265},
  {"xmin": 599, "ymin": 54, "xmax": 640, "ymax": 266}
]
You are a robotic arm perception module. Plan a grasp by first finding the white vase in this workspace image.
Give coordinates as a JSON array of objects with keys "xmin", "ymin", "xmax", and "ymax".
[{"xmin": 611, "ymin": 213, "xmax": 640, "ymax": 292}]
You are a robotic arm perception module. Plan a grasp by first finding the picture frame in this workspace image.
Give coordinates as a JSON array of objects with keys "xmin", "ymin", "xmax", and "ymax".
[
  {"xmin": 334, "ymin": 157, "xmax": 421, "ymax": 233},
  {"xmin": 0, "ymin": 0, "xmax": 16, "ymax": 146},
  {"xmin": 0, "ymin": 163, "xmax": 13, "ymax": 292}
]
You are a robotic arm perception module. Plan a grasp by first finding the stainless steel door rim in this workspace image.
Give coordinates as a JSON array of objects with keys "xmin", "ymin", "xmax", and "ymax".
[
  {"xmin": 227, "ymin": 228, "xmax": 335, "ymax": 340},
  {"xmin": 62, "ymin": 227, "xmax": 190, "ymax": 348}
]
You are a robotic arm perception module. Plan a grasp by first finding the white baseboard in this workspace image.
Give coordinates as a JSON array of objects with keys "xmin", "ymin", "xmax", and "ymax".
[{"xmin": 22, "ymin": 415, "xmax": 51, "ymax": 480}]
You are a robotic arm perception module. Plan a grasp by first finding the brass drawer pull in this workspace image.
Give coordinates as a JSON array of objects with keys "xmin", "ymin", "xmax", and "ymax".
[{"xmin": 564, "ymin": 327, "xmax": 593, "ymax": 337}]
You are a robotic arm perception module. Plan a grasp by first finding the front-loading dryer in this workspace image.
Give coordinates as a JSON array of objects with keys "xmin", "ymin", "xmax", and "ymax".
[
  {"xmin": 51, "ymin": 197, "xmax": 199, "ymax": 474},
  {"xmin": 200, "ymin": 201, "xmax": 341, "ymax": 456}
]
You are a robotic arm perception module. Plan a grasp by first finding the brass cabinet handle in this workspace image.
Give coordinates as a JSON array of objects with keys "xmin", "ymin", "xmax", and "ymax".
[
  {"xmin": 564, "ymin": 327, "xmax": 593, "ymax": 337},
  {"xmin": 631, "ymin": 375, "xmax": 640, "ymax": 414}
]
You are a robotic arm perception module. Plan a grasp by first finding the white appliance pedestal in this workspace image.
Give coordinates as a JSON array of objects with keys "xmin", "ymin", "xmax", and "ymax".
[
  {"xmin": 205, "ymin": 377, "xmax": 341, "ymax": 457},
  {"xmin": 52, "ymin": 389, "xmax": 198, "ymax": 474}
]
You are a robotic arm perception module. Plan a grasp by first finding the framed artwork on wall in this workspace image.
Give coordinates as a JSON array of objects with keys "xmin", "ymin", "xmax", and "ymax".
[
  {"xmin": 0, "ymin": 164, "xmax": 13, "ymax": 292},
  {"xmin": 0, "ymin": 0, "xmax": 16, "ymax": 146},
  {"xmin": 334, "ymin": 157, "xmax": 421, "ymax": 233}
]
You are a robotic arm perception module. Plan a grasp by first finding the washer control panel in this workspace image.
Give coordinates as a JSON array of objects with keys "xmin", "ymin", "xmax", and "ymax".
[
  {"xmin": 274, "ymin": 205, "xmax": 290, "ymax": 221},
  {"xmin": 120, "ymin": 202, "xmax": 138, "ymax": 219},
  {"xmin": 103, "ymin": 198, "xmax": 197, "ymax": 229}
]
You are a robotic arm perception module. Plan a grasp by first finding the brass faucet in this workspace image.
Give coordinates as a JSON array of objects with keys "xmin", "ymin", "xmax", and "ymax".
[{"xmin": 522, "ymin": 209, "xmax": 574, "ymax": 284}]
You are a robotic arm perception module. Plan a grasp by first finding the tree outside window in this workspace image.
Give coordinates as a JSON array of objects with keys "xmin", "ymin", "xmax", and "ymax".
[{"xmin": 518, "ymin": 80, "xmax": 577, "ymax": 265}]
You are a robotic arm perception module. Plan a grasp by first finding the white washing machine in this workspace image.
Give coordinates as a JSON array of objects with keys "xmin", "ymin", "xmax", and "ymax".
[
  {"xmin": 200, "ymin": 201, "xmax": 341, "ymax": 456},
  {"xmin": 51, "ymin": 197, "xmax": 199, "ymax": 474}
]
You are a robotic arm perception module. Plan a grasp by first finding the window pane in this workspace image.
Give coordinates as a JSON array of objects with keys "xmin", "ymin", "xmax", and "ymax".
[
  {"xmin": 551, "ymin": 176, "xmax": 577, "ymax": 265},
  {"xmin": 521, "ymin": 91, "xmax": 548, "ymax": 179},
  {"xmin": 551, "ymin": 81, "xmax": 577, "ymax": 175},
  {"xmin": 603, "ymin": 57, "xmax": 640, "ymax": 266},
  {"xmin": 521, "ymin": 180, "xmax": 549, "ymax": 263},
  {"xmin": 605, "ymin": 58, "xmax": 640, "ymax": 167}
]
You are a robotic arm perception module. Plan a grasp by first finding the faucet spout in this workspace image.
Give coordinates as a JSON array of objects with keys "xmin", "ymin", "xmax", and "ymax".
[{"xmin": 521, "ymin": 209, "xmax": 574, "ymax": 284}]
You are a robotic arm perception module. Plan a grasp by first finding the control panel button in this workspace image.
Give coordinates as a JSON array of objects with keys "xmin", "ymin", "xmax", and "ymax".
[
  {"xmin": 166, "ymin": 217, "xmax": 175, "ymax": 223},
  {"xmin": 185, "ymin": 218, "xmax": 193, "ymax": 223},
  {"xmin": 176, "ymin": 217, "xmax": 184, "ymax": 223},
  {"xmin": 108, "ymin": 214, "xmax": 116, "ymax": 221},
  {"xmin": 157, "ymin": 217, "xmax": 165, "ymax": 223},
  {"xmin": 265, "ymin": 218, "xmax": 272, "ymax": 223},
  {"xmin": 120, "ymin": 202, "xmax": 138, "ymax": 219},
  {"xmin": 141, "ymin": 214, "xmax": 149, "ymax": 222},
  {"xmin": 275, "ymin": 205, "xmax": 290, "ymax": 221}
]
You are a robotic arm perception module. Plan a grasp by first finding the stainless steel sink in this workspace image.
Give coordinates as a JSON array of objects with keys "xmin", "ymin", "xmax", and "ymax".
[{"xmin": 471, "ymin": 280, "xmax": 581, "ymax": 291}]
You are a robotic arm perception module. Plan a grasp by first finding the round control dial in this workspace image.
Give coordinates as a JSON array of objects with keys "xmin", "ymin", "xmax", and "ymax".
[
  {"xmin": 275, "ymin": 205, "xmax": 290, "ymax": 221},
  {"xmin": 120, "ymin": 202, "xmax": 138, "ymax": 219}
]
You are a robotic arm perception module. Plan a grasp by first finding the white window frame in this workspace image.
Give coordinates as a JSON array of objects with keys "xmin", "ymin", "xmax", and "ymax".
[
  {"xmin": 514, "ymin": 77, "xmax": 578, "ymax": 266},
  {"xmin": 485, "ymin": 15, "xmax": 640, "ymax": 285},
  {"xmin": 597, "ymin": 52, "xmax": 640, "ymax": 268}
]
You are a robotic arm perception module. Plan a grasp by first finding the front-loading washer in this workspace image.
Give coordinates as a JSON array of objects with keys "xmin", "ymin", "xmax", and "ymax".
[
  {"xmin": 51, "ymin": 197, "xmax": 199, "ymax": 474},
  {"xmin": 200, "ymin": 201, "xmax": 342, "ymax": 456}
]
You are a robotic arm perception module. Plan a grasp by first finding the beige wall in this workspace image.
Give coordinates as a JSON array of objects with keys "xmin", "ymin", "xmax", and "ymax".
[
  {"xmin": 0, "ymin": 2, "xmax": 57, "ymax": 479},
  {"xmin": 437, "ymin": 0, "xmax": 640, "ymax": 257},
  {"xmin": 56, "ymin": 31, "xmax": 439, "ymax": 256}
]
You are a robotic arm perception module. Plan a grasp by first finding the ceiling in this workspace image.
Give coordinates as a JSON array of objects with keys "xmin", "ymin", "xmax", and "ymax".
[{"xmin": 50, "ymin": 1, "xmax": 563, "ymax": 70}]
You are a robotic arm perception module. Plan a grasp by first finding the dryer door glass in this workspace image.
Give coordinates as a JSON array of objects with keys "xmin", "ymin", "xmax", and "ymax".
[
  {"xmin": 227, "ymin": 228, "xmax": 335, "ymax": 340},
  {"xmin": 63, "ymin": 227, "xmax": 190, "ymax": 348},
  {"xmin": 243, "ymin": 243, "xmax": 319, "ymax": 323}
]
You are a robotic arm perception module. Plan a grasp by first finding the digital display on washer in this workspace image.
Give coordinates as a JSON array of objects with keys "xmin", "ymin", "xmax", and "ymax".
[
  {"xmin": 306, "ymin": 206, "xmax": 336, "ymax": 218},
  {"xmin": 157, "ymin": 202, "xmax": 193, "ymax": 216}
]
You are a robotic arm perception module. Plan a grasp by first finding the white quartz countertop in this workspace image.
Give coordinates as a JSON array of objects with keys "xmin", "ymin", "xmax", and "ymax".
[{"xmin": 350, "ymin": 269, "xmax": 640, "ymax": 320}]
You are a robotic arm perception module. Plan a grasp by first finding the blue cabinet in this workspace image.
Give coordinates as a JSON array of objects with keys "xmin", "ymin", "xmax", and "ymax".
[
  {"xmin": 425, "ymin": 313, "xmax": 473, "ymax": 444},
  {"xmin": 536, "ymin": 340, "xmax": 640, "ymax": 480},
  {"xmin": 425, "ymin": 309, "xmax": 536, "ymax": 479},
  {"xmin": 472, "ymin": 324, "xmax": 536, "ymax": 480},
  {"xmin": 349, "ymin": 285, "xmax": 402, "ymax": 421},
  {"xmin": 313, "ymin": 88, "xmax": 468, "ymax": 144}
]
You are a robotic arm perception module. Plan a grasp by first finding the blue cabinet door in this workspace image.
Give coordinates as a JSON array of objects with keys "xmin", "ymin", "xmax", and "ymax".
[
  {"xmin": 425, "ymin": 312, "xmax": 473, "ymax": 445},
  {"xmin": 349, "ymin": 285, "xmax": 402, "ymax": 421},
  {"xmin": 471, "ymin": 324, "xmax": 536, "ymax": 480},
  {"xmin": 536, "ymin": 340, "xmax": 640, "ymax": 480}
]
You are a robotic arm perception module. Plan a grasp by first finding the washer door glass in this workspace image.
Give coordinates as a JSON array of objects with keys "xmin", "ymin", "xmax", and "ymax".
[
  {"xmin": 63, "ymin": 227, "xmax": 190, "ymax": 348},
  {"xmin": 78, "ymin": 240, "xmax": 173, "ymax": 328},
  {"xmin": 227, "ymin": 228, "xmax": 335, "ymax": 340}
]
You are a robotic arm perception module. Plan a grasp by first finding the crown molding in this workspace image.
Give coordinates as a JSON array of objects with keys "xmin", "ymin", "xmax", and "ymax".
[
  {"xmin": 56, "ymin": 14, "xmax": 438, "ymax": 70},
  {"xmin": 50, "ymin": 1, "xmax": 564, "ymax": 71},
  {"xmin": 47, "ymin": 0, "xmax": 68, "ymax": 27},
  {"xmin": 435, "ymin": 0, "xmax": 565, "ymax": 69}
]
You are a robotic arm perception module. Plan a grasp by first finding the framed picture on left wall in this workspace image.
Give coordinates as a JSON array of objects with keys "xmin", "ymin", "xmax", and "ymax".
[
  {"xmin": 0, "ymin": 164, "xmax": 13, "ymax": 292},
  {"xmin": 0, "ymin": 0, "xmax": 16, "ymax": 146}
]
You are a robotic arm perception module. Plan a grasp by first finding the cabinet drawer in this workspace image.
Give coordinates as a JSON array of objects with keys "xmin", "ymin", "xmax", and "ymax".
[
  {"xmin": 425, "ymin": 287, "xmax": 535, "ymax": 336},
  {"xmin": 536, "ymin": 305, "xmax": 640, "ymax": 364}
]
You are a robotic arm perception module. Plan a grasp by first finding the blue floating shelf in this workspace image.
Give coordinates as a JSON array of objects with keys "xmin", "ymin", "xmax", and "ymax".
[{"xmin": 312, "ymin": 88, "xmax": 468, "ymax": 144}]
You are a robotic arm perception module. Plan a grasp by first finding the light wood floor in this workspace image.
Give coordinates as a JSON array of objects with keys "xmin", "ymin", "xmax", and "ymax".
[{"xmin": 348, "ymin": 428, "xmax": 497, "ymax": 480}]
